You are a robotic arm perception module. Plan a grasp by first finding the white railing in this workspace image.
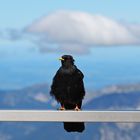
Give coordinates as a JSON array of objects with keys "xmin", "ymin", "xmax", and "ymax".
[{"xmin": 0, "ymin": 110, "xmax": 140, "ymax": 122}]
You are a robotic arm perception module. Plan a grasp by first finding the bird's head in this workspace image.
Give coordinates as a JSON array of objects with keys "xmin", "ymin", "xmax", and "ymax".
[{"xmin": 59, "ymin": 55, "xmax": 75, "ymax": 68}]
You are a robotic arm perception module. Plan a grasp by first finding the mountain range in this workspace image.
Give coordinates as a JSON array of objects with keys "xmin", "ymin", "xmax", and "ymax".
[{"xmin": 0, "ymin": 83, "xmax": 140, "ymax": 140}]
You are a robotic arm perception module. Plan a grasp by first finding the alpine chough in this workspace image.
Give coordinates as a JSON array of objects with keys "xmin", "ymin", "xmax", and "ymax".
[{"xmin": 50, "ymin": 55, "xmax": 85, "ymax": 132}]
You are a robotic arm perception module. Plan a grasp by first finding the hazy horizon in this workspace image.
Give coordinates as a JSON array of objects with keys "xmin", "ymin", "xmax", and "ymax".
[{"xmin": 0, "ymin": 46, "xmax": 140, "ymax": 90}]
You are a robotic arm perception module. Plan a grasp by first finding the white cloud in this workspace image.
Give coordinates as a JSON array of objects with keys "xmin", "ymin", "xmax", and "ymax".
[
  {"xmin": 116, "ymin": 123, "xmax": 135, "ymax": 131},
  {"xmin": 0, "ymin": 133, "xmax": 12, "ymax": 140},
  {"xmin": 5, "ymin": 10, "xmax": 140, "ymax": 54},
  {"xmin": 25, "ymin": 11, "xmax": 140, "ymax": 53},
  {"xmin": 33, "ymin": 92, "xmax": 49, "ymax": 103},
  {"xmin": 100, "ymin": 125, "xmax": 133, "ymax": 140},
  {"xmin": 0, "ymin": 29, "xmax": 23, "ymax": 41},
  {"xmin": 27, "ymin": 11, "xmax": 138, "ymax": 43},
  {"xmin": 51, "ymin": 100, "xmax": 58, "ymax": 107},
  {"xmin": 23, "ymin": 126, "xmax": 37, "ymax": 135}
]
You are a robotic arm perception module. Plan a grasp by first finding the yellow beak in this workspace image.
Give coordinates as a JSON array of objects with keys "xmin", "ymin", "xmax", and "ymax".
[{"xmin": 59, "ymin": 57, "xmax": 65, "ymax": 61}]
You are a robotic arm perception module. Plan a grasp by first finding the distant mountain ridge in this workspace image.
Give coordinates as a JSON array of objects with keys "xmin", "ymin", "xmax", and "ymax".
[
  {"xmin": 0, "ymin": 83, "xmax": 140, "ymax": 140},
  {"xmin": 84, "ymin": 83, "xmax": 140, "ymax": 105}
]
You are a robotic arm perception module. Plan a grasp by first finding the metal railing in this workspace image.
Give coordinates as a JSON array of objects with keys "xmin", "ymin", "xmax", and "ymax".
[{"xmin": 0, "ymin": 110, "xmax": 140, "ymax": 122}]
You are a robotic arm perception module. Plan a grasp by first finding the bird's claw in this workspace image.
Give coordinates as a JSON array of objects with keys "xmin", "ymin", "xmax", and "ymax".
[
  {"xmin": 74, "ymin": 106, "xmax": 81, "ymax": 111},
  {"xmin": 58, "ymin": 106, "xmax": 65, "ymax": 110}
]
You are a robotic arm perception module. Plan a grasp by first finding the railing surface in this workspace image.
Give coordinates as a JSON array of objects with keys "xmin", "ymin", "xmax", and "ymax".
[{"xmin": 0, "ymin": 110, "xmax": 140, "ymax": 122}]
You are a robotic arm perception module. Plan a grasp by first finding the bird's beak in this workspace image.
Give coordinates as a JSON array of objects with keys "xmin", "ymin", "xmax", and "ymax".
[{"xmin": 59, "ymin": 57, "xmax": 65, "ymax": 61}]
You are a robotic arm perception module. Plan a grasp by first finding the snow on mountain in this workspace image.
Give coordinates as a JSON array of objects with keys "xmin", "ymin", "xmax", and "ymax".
[{"xmin": 83, "ymin": 83, "xmax": 140, "ymax": 106}]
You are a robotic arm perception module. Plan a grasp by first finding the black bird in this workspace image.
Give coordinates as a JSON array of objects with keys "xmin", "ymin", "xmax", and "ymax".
[{"xmin": 50, "ymin": 55, "xmax": 85, "ymax": 132}]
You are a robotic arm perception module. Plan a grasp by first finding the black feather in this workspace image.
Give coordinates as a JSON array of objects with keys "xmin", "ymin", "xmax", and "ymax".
[{"xmin": 50, "ymin": 65, "xmax": 85, "ymax": 104}]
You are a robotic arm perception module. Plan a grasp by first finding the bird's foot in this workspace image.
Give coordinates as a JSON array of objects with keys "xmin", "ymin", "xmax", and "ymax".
[
  {"xmin": 74, "ymin": 106, "xmax": 81, "ymax": 111},
  {"xmin": 58, "ymin": 106, "xmax": 65, "ymax": 110}
]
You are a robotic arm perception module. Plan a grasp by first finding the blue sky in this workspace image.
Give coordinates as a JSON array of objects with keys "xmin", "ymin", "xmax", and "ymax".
[
  {"xmin": 0, "ymin": 0, "xmax": 140, "ymax": 29},
  {"xmin": 0, "ymin": 0, "xmax": 140, "ymax": 89}
]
